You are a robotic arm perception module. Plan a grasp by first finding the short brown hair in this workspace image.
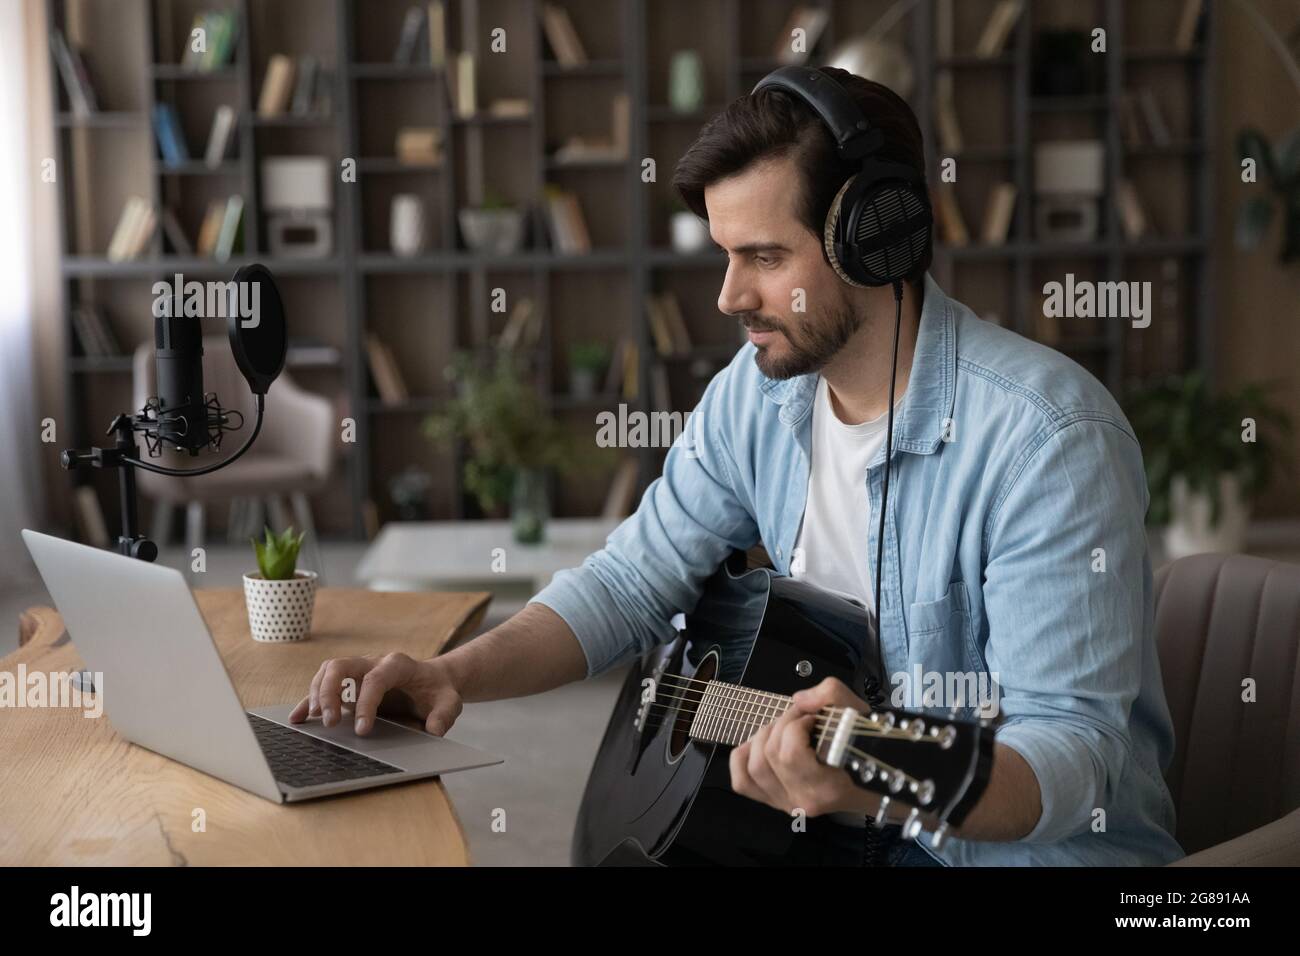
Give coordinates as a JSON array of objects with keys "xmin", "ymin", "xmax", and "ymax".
[{"xmin": 672, "ymin": 66, "xmax": 931, "ymax": 285}]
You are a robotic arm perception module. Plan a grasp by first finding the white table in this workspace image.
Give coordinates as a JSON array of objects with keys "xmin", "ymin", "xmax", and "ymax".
[{"xmin": 356, "ymin": 518, "xmax": 623, "ymax": 620}]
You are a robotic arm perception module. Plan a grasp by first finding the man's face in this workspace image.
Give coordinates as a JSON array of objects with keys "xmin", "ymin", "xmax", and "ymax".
[{"xmin": 706, "ymin": 155, "xmax": 863, "ymax": 379}]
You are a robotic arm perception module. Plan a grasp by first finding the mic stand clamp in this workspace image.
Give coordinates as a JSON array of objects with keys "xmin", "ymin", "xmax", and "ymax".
[{"xmin": 60, "ymin": 412, "xmax": 159, "ymax": 563}]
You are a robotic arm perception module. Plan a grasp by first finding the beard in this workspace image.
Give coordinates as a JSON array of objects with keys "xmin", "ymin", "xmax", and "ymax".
[{"xmin": 742, "ymin": 299, "xmax": 864, "ymax": 380}]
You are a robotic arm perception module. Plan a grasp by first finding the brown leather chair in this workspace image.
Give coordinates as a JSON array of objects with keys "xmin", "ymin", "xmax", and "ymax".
[
  {"xmin": 132, "ymin": 338, "xmax": 335, "ymax": 581},
  {"xmin": 1155, "ymin": 552, "xmax": 1300, "ymax": 866}
]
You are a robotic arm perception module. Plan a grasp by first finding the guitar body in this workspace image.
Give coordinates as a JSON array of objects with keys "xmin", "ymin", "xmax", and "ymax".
[{"xmin": 573, "ymin": 555, "xmax": 880, "ymax": 866}]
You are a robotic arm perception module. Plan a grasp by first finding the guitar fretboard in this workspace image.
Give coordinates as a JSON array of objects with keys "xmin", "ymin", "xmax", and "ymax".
[{"xmin": 686, "ymin": 679, "xmax": 849, "ymax": 759}]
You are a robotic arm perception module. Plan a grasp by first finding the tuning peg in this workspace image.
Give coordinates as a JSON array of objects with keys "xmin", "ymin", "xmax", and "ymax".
[
  {"xmin": 902, "ymin": 807, "xmax": 924, "ymax": 839},
  {"xmin": 930, "ymin": 823, "xmax": 950, "ymax": 850},
  {"xmin": 873, "ymin": 796, "xmax": 891, "ymax": 828}
]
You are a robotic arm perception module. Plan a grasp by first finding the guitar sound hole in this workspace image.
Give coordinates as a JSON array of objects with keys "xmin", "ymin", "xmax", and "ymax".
[{"xmin": 668, "ymin": 652, "xmax": 717, "ymax": 762}]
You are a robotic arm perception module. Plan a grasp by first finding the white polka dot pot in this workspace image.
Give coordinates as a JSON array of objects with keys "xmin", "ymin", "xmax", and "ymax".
[{"xmin": 243, "ymin": 570, "xmax": 318, "ymax": 642}]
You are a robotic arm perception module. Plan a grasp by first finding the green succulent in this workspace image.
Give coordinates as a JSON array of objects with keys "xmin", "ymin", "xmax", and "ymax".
[{"xmin": 251, "ymin": 526, "xmax": 306, "ymax": 580}]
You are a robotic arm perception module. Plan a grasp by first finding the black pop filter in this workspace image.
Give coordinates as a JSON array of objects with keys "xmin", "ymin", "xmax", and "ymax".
[{"xmin": 227, "ymin": 263, "xmax": 287, "ymax": 395}]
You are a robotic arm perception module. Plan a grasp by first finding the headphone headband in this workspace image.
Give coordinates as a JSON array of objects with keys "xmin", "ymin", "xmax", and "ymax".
[{"xmin": 750, "ymin": 66, "xmax": 883, "ymax": 161}]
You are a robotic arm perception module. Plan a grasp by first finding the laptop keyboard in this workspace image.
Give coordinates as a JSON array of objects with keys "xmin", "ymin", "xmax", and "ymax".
[{"xmin": 248, "ymin": 714, "xmax": 403, "ymax": 789}]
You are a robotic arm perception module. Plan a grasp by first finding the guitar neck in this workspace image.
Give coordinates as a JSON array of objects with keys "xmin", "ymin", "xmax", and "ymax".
[{"xmin": 687, "ymin": 679, "xmax": 853, "ymax": 764}]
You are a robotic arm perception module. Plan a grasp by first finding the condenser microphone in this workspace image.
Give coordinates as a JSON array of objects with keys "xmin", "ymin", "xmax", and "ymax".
[{"xmin": 153, "ymin": 301, "xmax": 215, "ymax": 456}]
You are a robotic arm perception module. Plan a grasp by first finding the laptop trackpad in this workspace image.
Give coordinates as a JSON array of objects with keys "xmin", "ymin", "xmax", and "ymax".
[{"xmin": 247, "ymin": 703, "xmax": 503, "ymax": 775}]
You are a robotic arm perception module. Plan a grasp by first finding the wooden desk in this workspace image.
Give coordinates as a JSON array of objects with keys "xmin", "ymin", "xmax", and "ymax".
[{"xmin": 2, "ymin": 587, "xmax": 490, "ymax": 866}]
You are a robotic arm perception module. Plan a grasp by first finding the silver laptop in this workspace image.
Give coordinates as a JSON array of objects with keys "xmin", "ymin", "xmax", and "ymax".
[{"xmin": 21, "ymin": 529, "xmax": 503, "ymax": 803}]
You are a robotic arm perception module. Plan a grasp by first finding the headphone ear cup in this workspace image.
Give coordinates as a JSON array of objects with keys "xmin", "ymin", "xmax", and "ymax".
[
  {"xmin": 823, "ymin": 175, "xmax": 871, "ymax": 288},
  {"xmin": 838, "ymin": 178, "xmax": 932, "ymax": 286}
]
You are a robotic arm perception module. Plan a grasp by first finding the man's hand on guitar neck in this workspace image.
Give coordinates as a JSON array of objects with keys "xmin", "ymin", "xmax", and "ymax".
[{"xmin": 729, "ymin": 677, "xmax": 1043, "ymax": 841}]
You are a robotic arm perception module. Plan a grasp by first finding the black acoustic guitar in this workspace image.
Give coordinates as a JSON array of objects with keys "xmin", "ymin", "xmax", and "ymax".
[{"xmin": 572, "ymin": 552, "xmax": 996, "ymax": 866}]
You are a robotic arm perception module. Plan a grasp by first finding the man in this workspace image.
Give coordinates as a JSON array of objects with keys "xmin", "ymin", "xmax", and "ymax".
[{"xmin": 291, "ymin": 68, "xmax": 1183, "ymax": 866}]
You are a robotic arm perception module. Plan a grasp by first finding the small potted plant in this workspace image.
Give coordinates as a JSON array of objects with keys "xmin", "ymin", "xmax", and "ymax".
[
  {"xmin": 243, "ymin": 526, "xmax": 318, "ymax": 642},
  {"xmin": 458, "ymin": 187, "xmax": 525, "ymax": 256},
  {"xmin": 425, "ymin": 351, "xmax": 580, "ymax": 543},
  {"xmin": 1127, "ymin": 372, "xmax": 1293, "ymax": 561},
  {"xmin": 568, "ymin": 341, "xmax": 610, "ymax": 399}
]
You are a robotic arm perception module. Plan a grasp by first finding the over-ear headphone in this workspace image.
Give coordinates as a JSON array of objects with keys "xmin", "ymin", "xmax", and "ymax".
[{"xmin": 751, "ymin": 66, "xmax": 933, "ymax": 288}]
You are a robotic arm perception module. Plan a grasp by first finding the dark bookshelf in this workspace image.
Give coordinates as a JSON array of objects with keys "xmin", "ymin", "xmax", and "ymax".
[{"xmin": 46, "ymin": 0, "xmax": 1215, "ymax": 540}]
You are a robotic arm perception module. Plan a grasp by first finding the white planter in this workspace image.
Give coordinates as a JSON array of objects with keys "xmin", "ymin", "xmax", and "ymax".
[
  {"xmin": 243, "ymin": 570, "xmax": 318, "ymax": 643},
  {"xmin": 670, "ymin": 211, "xmax": 711, "ymax": 253},
  {"xmin": 1163, "ymin": 472, "xmax": 1250, "ymax": 561}
]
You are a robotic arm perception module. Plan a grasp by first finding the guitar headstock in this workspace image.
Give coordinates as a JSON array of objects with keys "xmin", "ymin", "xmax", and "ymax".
[{"xmin": 815, "ymin": 704, "xmax": 995, "ymax": 849}]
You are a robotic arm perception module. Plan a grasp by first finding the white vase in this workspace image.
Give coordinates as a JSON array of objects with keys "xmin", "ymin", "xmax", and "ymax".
[
  {"xmin": 1163, "ymin": 472, "xmax": 1250, "ymax": 561},
  {"xmin": 243, "ymin": 570, "xmax": 318, "ymax": 642},
  {"xmin": 390, "ymin": 194, "xmax": 426, "ymax": 256},
  {"xmin": 670, "ymin": 211, "xmax": 711, "ymax": 253}
]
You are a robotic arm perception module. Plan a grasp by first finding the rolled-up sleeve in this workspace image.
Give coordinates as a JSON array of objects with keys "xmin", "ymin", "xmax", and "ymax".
[
  {"xmin": 530, "ymin": 364, "xmax": 759, "ymax": 676},
  {"xmin": 981, "ymin": 416, "xmax": 1150, "ymax": 844}
]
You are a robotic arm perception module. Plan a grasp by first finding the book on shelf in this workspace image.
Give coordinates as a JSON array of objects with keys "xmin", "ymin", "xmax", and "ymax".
[
  {"xmin": 427, "ymin": 1, "xmax": 448, "ymax": 69},
  {"xmin": 649, "ymin": 363, "xmax": 672, "ymax": 413},
  {"xmin": 542, "ymin": 185, "xmax": 592, "ymax": 254},
  {"xmin": 1175, "ymin": 0, "xmax": 1205, "ymax": 52},
  {"xmin": 257, "ymin": 54, "xmax": 295, "ymax": 116},
  {"xmin": 621, "ymin": 340, "xmax": 639, "ymax": 400},
  {"xmin": 645, "ymin": 291, "xmax": 693, "ymax": 356},
  {"xmin": 51, "ymin": 31, "xmax": 98, "ymax": 115},
  {"xmin": 934, "ymin": 76, "xmax": 963, "ymax": 154},
  {"xmin": 73, "ymin": 485, "xmax": 110, "ymax": 549},
  {"xmin": 106, "ymin": 197, "xmax": 157, "ymax": 262},
  {"xmin": 773, "ymin": 5, "xmax": 829, "ymax": 66},
  {"xmin": 496, "ymin": 296, "xmax": 538, "ymax": 351},
  {"xmin": 540, "ymin": 2, "xmax": 588, "ymax": 66},
  {"xmin": 1136, "ymin": 88, "xmax": 1172, "ymax": 146},
  {"xmin": 181, "ymin": 10, "xmax": 238, "ymax": 72},
  {"xmin": 601, "ymin": 458, "xmax": 640, "ymax": 520},
  {"xmin": 160, "ymin": 206, "xmax": 192, "ymax": 255},
  {"xmin": 1115, "ymin": 179, "xmax": 1149, "ymax": 240},
  {"xmin": 980, "ymin": 183, "xmax": 1017, "ymax": 245},
  {"xmin": 935, "ymin": 0, "xmax": 954, "ymax": 58},
  {"xmin": 442, "ymin": 51, "xmax": 476, "ymax": 118},
  {"xmin": 291, "ymin": 56, "xmax": 318, "ymax": 115},
  {"xmin": 975, "ymin": 0, "xmax": 1024, "ymax": 58},
  {"xmin": 365, "ymin": 334, "xmax": 409, "ymax": 404},
  {"xmin": 931, "ymin": 184, "xmax": 969, "ymax": 246},
  {"xmin": 195, "ymin": 200, "xmax": 225, "ymax": 257},
  {"xmin": 603, "ymin": 336, "xmax": 630, "ymax": 395},
  {"xmin": 213, "ymin": 195, "xmax": 244, "ymax": 262},
  {"xmin": 1118, "ymin": 92, "xmax": 1145, "ymax": 146},
  {"xmin": 394, "ymin": 5, "xmax": 429, "ymax": 64},
  {"xmin": 71, "ymin": 304, "xmax": 122, "ymax": 357},
  {"xmin": 395, "ymin": 127, "xmax": 443, "ymax": 165},
  {"xmin": 204, "ymin": 105, "xmax": 237, "ymax": 167},
  {"xmin": 152, "ymin": 103, "xmax": 190, "ymax": 165}
]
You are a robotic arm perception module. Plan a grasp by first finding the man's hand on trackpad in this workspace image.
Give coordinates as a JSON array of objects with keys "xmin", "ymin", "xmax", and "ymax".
[{"xmin": 288, "ymin": 653, "xmax": 463, "ymax": 737}]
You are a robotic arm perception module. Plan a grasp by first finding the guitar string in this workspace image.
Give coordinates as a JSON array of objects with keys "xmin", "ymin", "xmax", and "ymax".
[
  {"xmin": 653, "ymin": 674, "xmax": 925, "ymax": 739},
  {"xmin": 641, "ymin": 694, "xmax": 926, "ymax": 743},
  {"xmin": 637, "ymin": 698, "xmax": 918, "ymax": 790}
]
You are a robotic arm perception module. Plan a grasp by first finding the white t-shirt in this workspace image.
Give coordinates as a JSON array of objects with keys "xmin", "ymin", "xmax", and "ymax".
[{"xmin": 791, "ymin": 375, "xmax": 905, "ymax": 617}]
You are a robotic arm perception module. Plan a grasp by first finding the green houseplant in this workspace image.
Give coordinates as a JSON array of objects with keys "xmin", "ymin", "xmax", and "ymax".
[
  {"xmin": 243, "ymin": 526, "xmax": 318, "ymax": 642},
  {"xmin": 425, "ymin": 351, "xmax": 574, "ymax": 543},
  {"xmin": 1126, "ymin": 372, "xmax": 1293, "ymax": 559}
]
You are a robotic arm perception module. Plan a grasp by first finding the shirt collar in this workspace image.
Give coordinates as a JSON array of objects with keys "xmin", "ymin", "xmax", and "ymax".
[{"xmin": 757, "ymin": 271, "xmax": 956, "ymax": 455}]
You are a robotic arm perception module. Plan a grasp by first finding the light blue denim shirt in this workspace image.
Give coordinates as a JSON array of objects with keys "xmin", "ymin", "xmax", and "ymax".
[{"xmin": 533, "ymin": 272, "xmax": 1184, "ymax": 866}]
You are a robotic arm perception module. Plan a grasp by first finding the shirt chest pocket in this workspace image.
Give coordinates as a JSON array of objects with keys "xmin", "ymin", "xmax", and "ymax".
[{"xmin": 905, "ymin": 580, "xmax": 984, "ymax": 679}]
